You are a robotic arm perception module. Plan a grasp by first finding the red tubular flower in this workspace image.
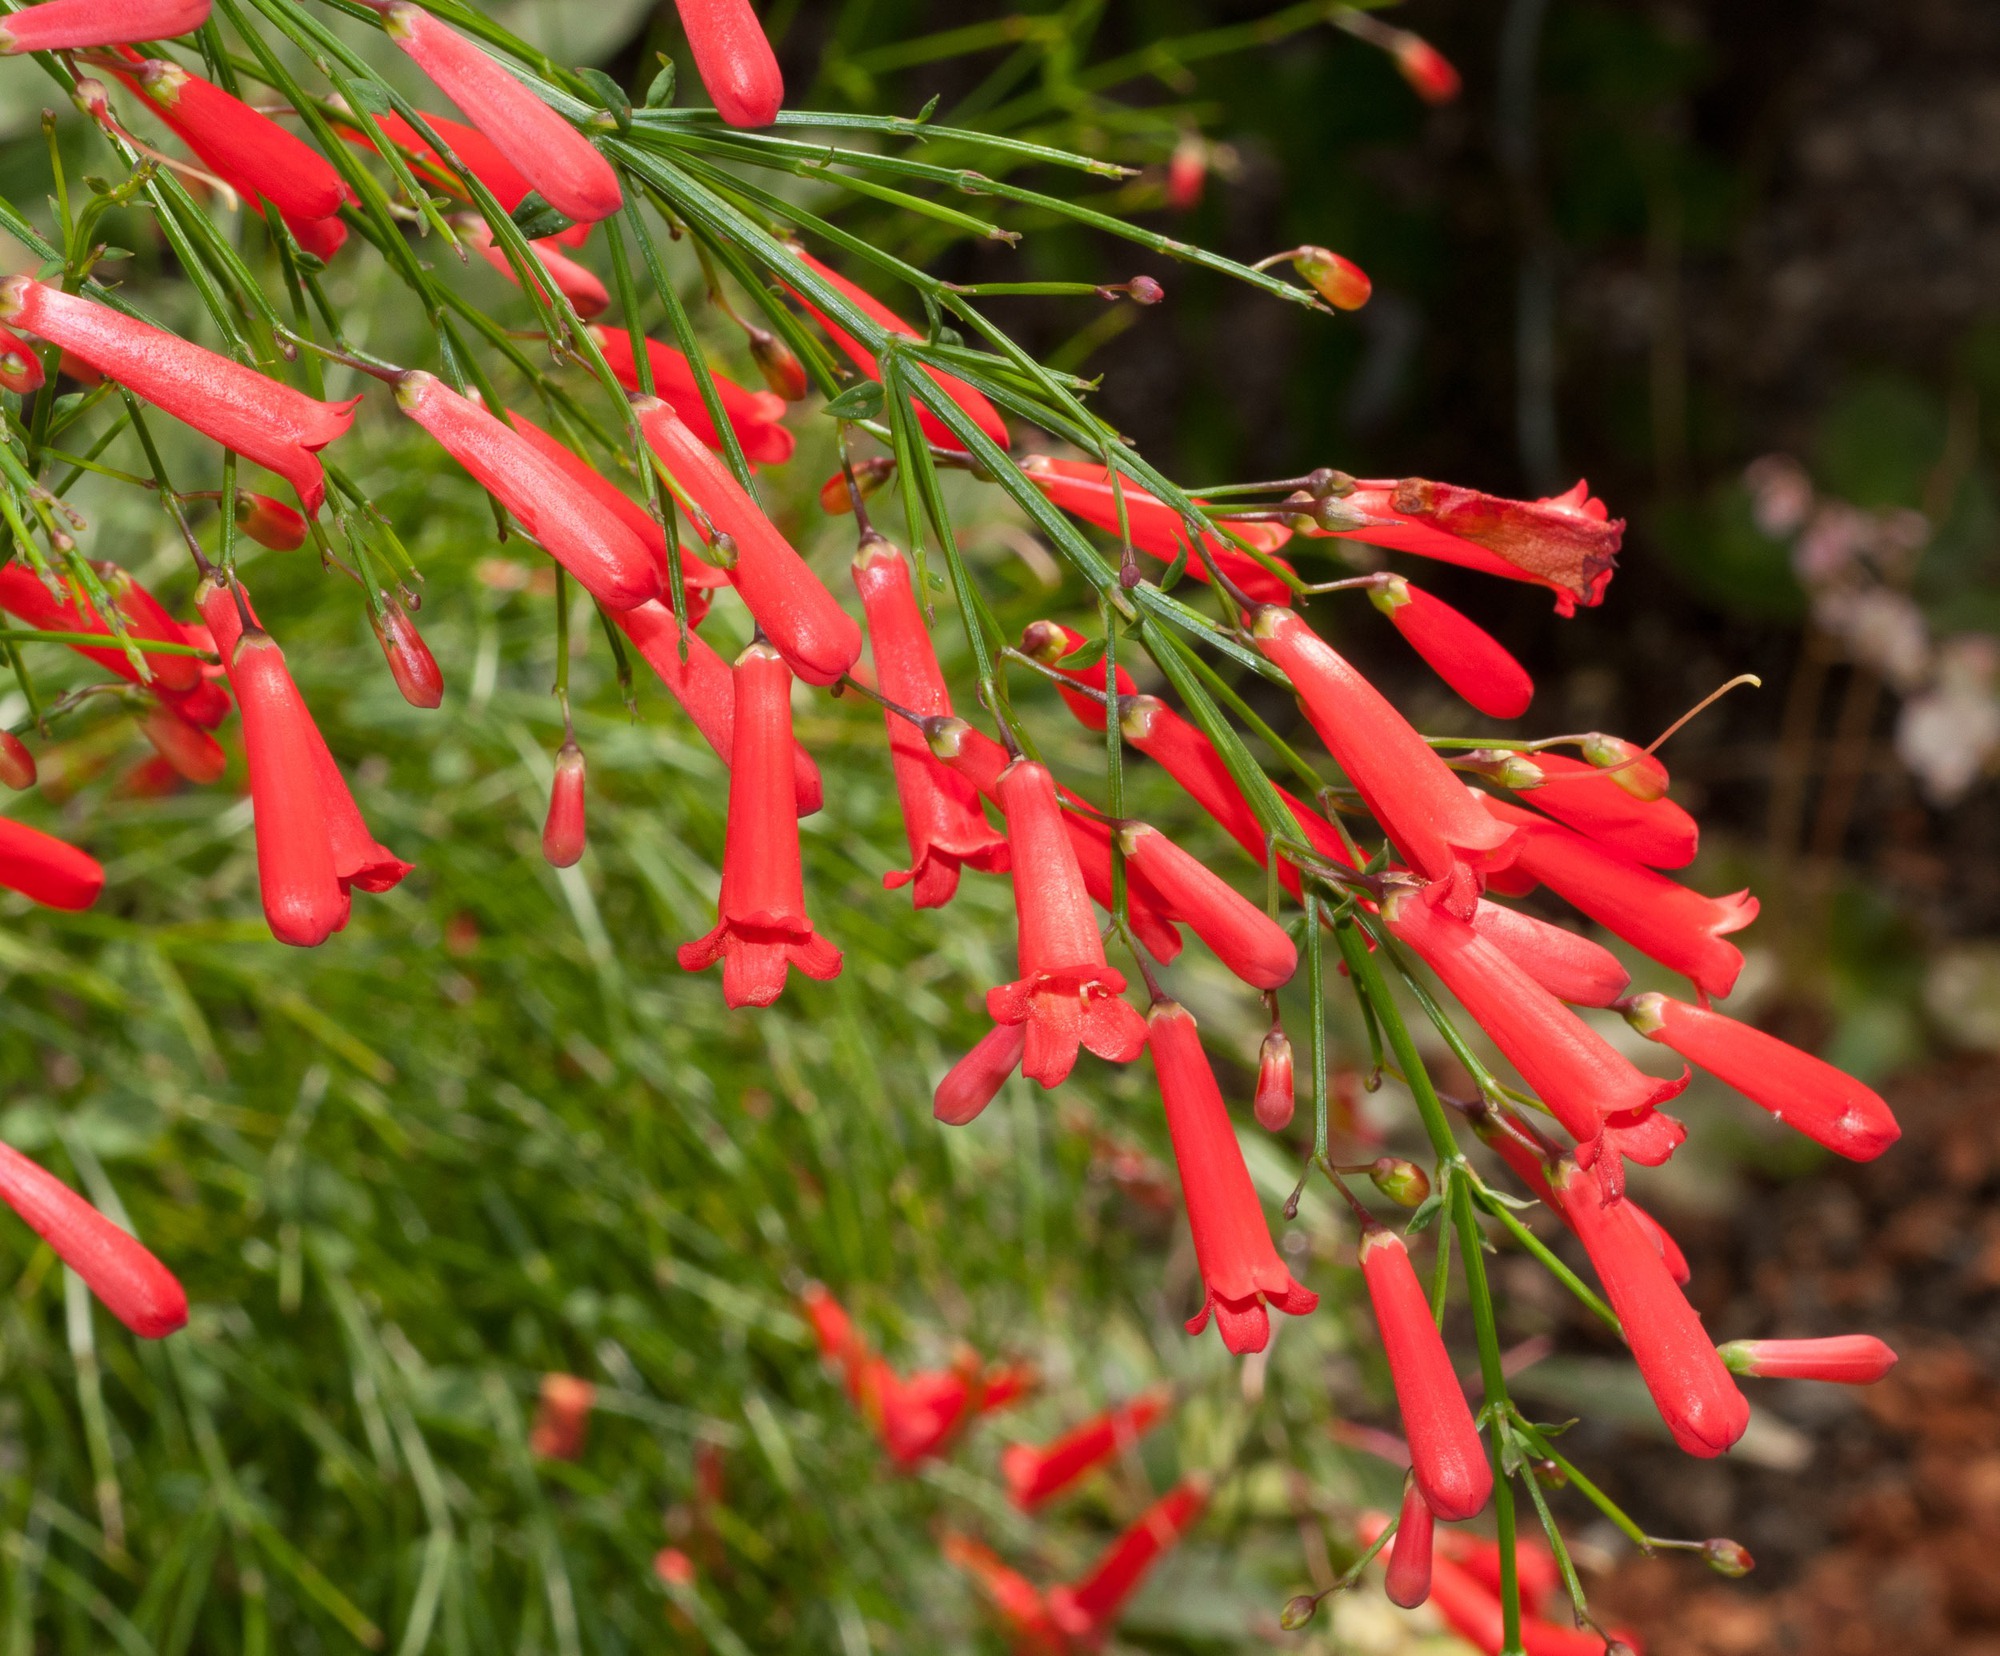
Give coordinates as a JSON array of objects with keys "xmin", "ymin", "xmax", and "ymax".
[
  {"xmin": 0, "ymin": 0, "xmax": 207, "ymax": 53},
  {"xmin": 233, "ymin": 492, "xmax": 309, "ymax": 550},
  {"xmin": 1251, "ymin": 606, "xmax": 1512, "ymax": 898},
  {"xmin": 877, "ymin": 1360, "xmax": 1026, "ymax": 1467},
  {"xmin": 800, "ymin": 1281, "xmax": 861, "ymax": 1371},
  {"xmin": 1508, "ymin": 752, "xmax": 1696, "ymax": 869},
  {"xmin": 853, "ymin": 536, "xmax": 1008, "ymax": 905},
  {"xmin": 340, "ymin": 109, "xmax": 586, "ymax": 246},
  {"xmin": 934, "ymin": 1022, "xmax": 1026, "ymax": 1125},
  {"xmin": 1167, "ymin": 133, "xmax": 1205, "ymax": 211},
  {"xmin": 397, "ymin": 373, "xmax": 658, "ymax": 610},
  {"xmin": 610, "ymin": 599, "xmax": 821, "ymax": 814},
  {"xmin": 1470, "ymin": 900, "xmax": 1630, "ymax": 1007},
  {"xmin": 1392, "ymin": 32, "xmax": 1462, "ymax": 103},
  {"xmin": 1000, "ymin": 1388, "xmax": 1171, "ymax": 1512},
  {"xmin": 542, "ymin": 739, "xmax": 586, "ymax": 867},
  {"xmin": 593, "ymin": 328, "xmax": 794, "ymax": 465},
  {"xmin": 989, "ymin": 760, "xmax": 1147, "ymax": 1087},
  {"xmin": 1047, "ymin": 1480, "xmax": 1207, "ymax": 1640},
  {"xmin": 1718, "ymin": 1335, "xmax": 1898, "ymax": 1385},
  {"xmin": 0, "ymin": 279, "xmax": 355, "ymax": 512},
  {"xmin": 0, "ymin": 732, "xmax": 35, "ymax": 792},
  {"xmin": 0, "ymin": 1141, "xmax": 186, "ymax": 1336},
  {"xmin": 1316, "ymin": 478, "xmax": 1621, "ymax": 616},
  {"xmin": 1623, "ymin": 992, "xmax": 1900, "ymax": 1160},
  {"xmin": 1146, "ymin": 998, "xmax": 1316, "ymax": 1351},
  {"xmin": 0, "ymin": 817, "xmax": 103, "ymax": 910},
  {"xmin": 1359, "ymin": 1225, "xmax": 1492, "ymax": 1520},
  {"xmin": 1254, "ymin": 1029, "xmax": 1294, "ymax": 1131},
  {"xmin": 229, "ymin": 625, "xmax": 350, "ymax": 946},
  {"xmin": 161, "ymin": 671, "xmax": 231, "ymax": 730},
  {"xmin": 115, "ymin": 55, "xmax": 345, "ymax": 226},
  {"xmin": 371, "ymin": 604, "xmax": 443, "ymax": 709},
  {"xmin": 634, "ymin": 395, "xmax": 861, "ymax": 685},
  {"xmin": 1018, "ymin": 619, "xmax": 1136, "ymax": 732},
  {"xmin": 528, "ymin": 1373, "xmax": 595, "ymax": 1459},
  {"xmin": 673, "ymin": 0, "xmax": 784, "ymax": 128},
  {"xmin": 1388, "ymin": 887, "xmax": 1687, "ymax": 1182},
  {"xmin": 1116, "ymin": 823, "xmax": 1296, "ymax": 989},
  {"xmin": 942, "ymin": 1533, "xmax": 1064, "ymax": 1655},
  {"xmin": 783, "ymin": 247, "xmax": 1009, "ymax": 452},
  {"xmin": 1384, "ymin": 1479, "xmax": 1435, "ymax": 1608},
  {"xmin": 0, "ymin": 563, "xmax": 194, "ymax": 692},
  {"xmin": 677, "ymin": 641, "xmax": 841, "ymax": 1006},
  {"xmin": 199, "ymin": 577, "xmax": 409, "ymax": 896},
  {"xmin": 141, "ymin": 703, "xmax": 226, "ymax": 784},
  {"xmin": 1482, "ymin": 796, "xmax": 1755, "ymax": 1000},
  {"xmin": 0, "ymin": 323, "xmax": 44, "ymax": 393},
  {"xmin": 1020, "ymin": 457, "xmax": 1297, "ymax": 603},
  {"xmin": 1555, "ymin": 1156, "xmax": 1749, "ymax": 1457},
  {"xmin": 1439, "ymin": 1530, "xmax": 1564, "ymax": 1619},
  {"xmin": 924, "ymin": 718, "xmax": 1182, "ymax": 961},
  {"xmin": 460, "ymin": 219, "xmax": 606, "ymax": 317},
  {"xmin": 382, "ymin": 2, "xmax": 621, "ymax": 224},
  {"xmin": 1369, "ymin": 574, "xmax": 1533, "ymax": 719}
]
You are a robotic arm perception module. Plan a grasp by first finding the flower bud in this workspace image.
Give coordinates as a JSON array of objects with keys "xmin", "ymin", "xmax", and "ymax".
[
  {"xmin": 1254, "ymin": 1029, "xmax": 1295, "ymax": 1131},
  {"xmin": 234, "ymin": 491, "xmax": 309, "ymax": 551},
  {"xmin": 1384, "ymin": 1479, "xmax": 1434, "ymax": 1608},
  {"xmin": 1392, "ymin": 33, "xmax": 1461, "ymax": 104},
  {"xmin": 0, "ymin": 324, "xmax": 43, "ymax": 394},
  {"xmin": 1702, "ymin": 1538, "xmax": 1754, "ymax": 1578},
  {"xmin": 1580, "ymin": 731, "xmax": 1669, "ymax": 801},
  {"xmin": 1292, "ymin": 246, "xmax": 1371, "ymax": 311},
  {"xmin": 1370, "ymin": 1156, "xmax": 1431, "ymax": 1208},
  {"xmin": 542, "ymin": 739, "xmax": 586, "ymax": 868},
  {"xmin": 1456, "ymin": 746, "xmax": 1546, "ymax": 790},
  {"xmin": 0, "ymin": 730, "xmax": 34, "ymax": 791},
  {"xmin": 1716, "ymin": 1335, "xmax": 1897, "ymax": 1384},
  {"xmin": 1167, "ymin": 134, "xmax": 1205, "ymax": 212},
  {"xmin": 141, "ymin": 703, "xmax": 226, "ymax": 784},
  {"xmin": 371, "ymin": 604, "xmax": 444, "ymax": 709},
  {"xmin": 818, "ymin": 456, "xmax": 894, "ymax": 515},
  {"xmin": 1099, "ymin": 275, "xmax": 1164, "ymax": 304},
  {"xmin": 1278, "ymin": 1595, "xmax": 1319, "ymax": 1632},
  {"xmin": 746, "ymin": 324, "xmax": 808, "ymax": 401}
]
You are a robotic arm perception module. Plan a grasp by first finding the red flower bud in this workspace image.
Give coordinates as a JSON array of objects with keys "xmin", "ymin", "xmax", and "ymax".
[
  {"xmin": 591, "ymin": 328, "xmax": 794, "ymax": 465},
  {"xmin": 1370, "ymin": 1156, "xmax": 1431, "ymax": 1208},
  {"xmin": 1291, "ymin": 246, "xmax": 1371, "ymax": 310},
  {"xmin": 0, "ymin": 323, "xmax": 43, "ymax": 393},
  {"xmin": 0, "ymin": 279, "xmax": 354, "ymax": 511},
  {"xmin": 1369, "ymin": 574, "xmax": 1533, "ymax": 719},
  {"xmin": 819, "ymin": 456, "xmax": 894, "ymax": 515},
  {"xmin": 1359, "ymin": 1225, "xmax": 1492, "ymax": 1519},
  {"xmin": 1506, "ymin": 751, "xmax": 1696, "ymax": 869},
  {"xmin": 0, "ymin": 817, "xmax": 103, "ymax": 910},
  {"xmin": 383, "ymin": 3, "xmax": 621, "ymax": 224},
  {"xmin": 1384, "ymin": 1480, "xmax": 1435, "ymax": 1608},
  {"xmin": 1483, "ymin": 797, "xmax": 1754, "ymax": 1000},
  {"xmin": 1252, "ymin": 606, "xmax": 1512, "ymax": 894},
  {"xmin": 611, "ymin": 599, "xmax": 820, "ymax": 814},
  {"xmin": 1580, "ymin": 731, "xmax": 1669, "ymax": 801},
  {"xmin": 1624, "ymin": 993, "xmax": 1899, "ymax": 1161},
  {"xmin": 0, "ymin": 0, "xmax": 208, "ymax": 54},
  {"xmin": 371, "ymin": 603, "xmax": 443, "ymax": 709},
  {"xmin": 1166, "ymin": 133, "xmax": 1206, "ymax": 211},
  {"xmin": 397, "ymin": 373, "xmax": 658, "ymax": 611},
  {"xmin": 934, "ymin": 1021, "xmax": 1025, "ymax": 1126},
  {"xmin": 0, "ymin": 1140, "xmax": 185, "ymax": 1336},
  {"xmin": 1000, "ymin": 1387, "xmax": 1170, "ymax": 1512},
  {"xmin": 1388, "ymin": 886, "xmax": 1688, "ymax": 1182},
  {"xmin": 1020, "ymin": 456, "xmax": 1297, "ymax": 604},
  {"xmin": 783, "ymin": 247, "xmax": 1009, "ymax": 453},
  {"xmin": 1117, "ymin": 821, "xmax": 1297, "ymax": 988},
  {"xmin": 677, "ymin": 642, "xmax": 841, "ymax": 1006},
  {"xmin": 1470, "ymin": 899, "xmax": 1630, "ymax": 1007},
  {"xmin": 233, "ymin": 491, "xmax": 308, "ymax": 551},
  {"xmin": 541, "ymin": 738, "xmax": 586, "ymax": 867},
  {"xmin": 461, "ymin": 219, "xmax": 606, "ymax": 317},
  {"xmin": 1393, "ymin": 33, "xmax": 1461, "ymax": 104},
  {"xmin": 1717, "ymin": 1335, "xmax": 1897, "ymax": 1385},
  {"xmin": 745, "ymin": 324, "xmax": 807, "ymax": 400},
  {"xmin": 528, "ymin": 1373, "xmax": 595, "ymax": 1459},
  {"xmin": 853, "ymin": 536, "xmax": 1007, "ymax": 905},
  {"xmin": 1147, "ymin": 998, "xmax": 1316, "ymax": 1352},
  {"xmin": 672, "ymin": 0, "xmax": 785, "ymax": 128},
  {"xmin": 0, "ymin": 731, "xmax": 33, "ymax": 792},
  {"xmin": 141, "ymin": 702, "xmax": 226, "ymax": 784},
  {"xmin": 1554, "ymin": 1157, "xmax": 1749, "ymax": 1457},
  {"xmin": 1254, "ymin": 1028, "xmax": 1295, "ymax": 1131},
  {"xmin": 1047, "ymin": 1479, "xmax": 1207, "ymax": 1639},
  {"xmin": 1702, "ymin": 1537, "xmax": 1754, "ymax": 1577},
  {"xmin": 634, "ymin": 395, "xmax": 861, "ymax": 685},
  {"xmin": 988, "ymin": 760, "xmax": 1147, "ymax": 1086}
]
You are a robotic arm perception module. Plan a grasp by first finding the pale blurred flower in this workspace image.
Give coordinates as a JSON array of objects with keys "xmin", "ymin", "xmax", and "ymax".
[
  {"xmin": 1811, "ymin": 585, "xmax": 1932, "ymax": 691},
  {"xmin": 1895, "ymin": 634, "xmax": 2000, "ymax": 804}
]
